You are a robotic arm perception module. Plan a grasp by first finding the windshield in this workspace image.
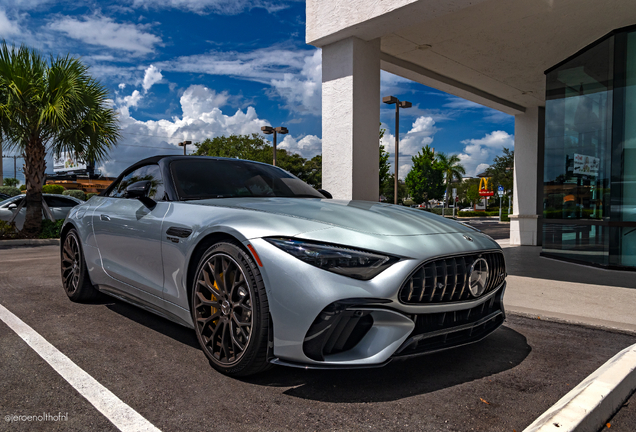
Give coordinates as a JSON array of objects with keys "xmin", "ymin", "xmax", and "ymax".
[{"xmin": 171, "ymin": 158, "xmax": 325, "ymax": 200}]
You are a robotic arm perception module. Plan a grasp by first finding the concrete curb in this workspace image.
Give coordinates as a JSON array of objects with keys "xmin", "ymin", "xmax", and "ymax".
[
  {"xmin": 0, "ymin": 239, "xmax": 60, "ymax": 248},
  {"xmin": 522, "ymin": 343, "xmax": 636, "ymax": 432}
]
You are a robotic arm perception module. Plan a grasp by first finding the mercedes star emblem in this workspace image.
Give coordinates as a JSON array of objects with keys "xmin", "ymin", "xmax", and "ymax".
[{"xmin": 468, "ymin": 258, "xmax": 489, "ymax": 297}]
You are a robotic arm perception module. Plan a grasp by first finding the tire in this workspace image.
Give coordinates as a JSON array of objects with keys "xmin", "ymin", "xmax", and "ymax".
[
  {"xmin": 61, "ymin": 229, "xmax": 100, "ymax": 302},
  {"xmin": 192, "ymin": 241, "xmax": 271, "ymax": 377}
]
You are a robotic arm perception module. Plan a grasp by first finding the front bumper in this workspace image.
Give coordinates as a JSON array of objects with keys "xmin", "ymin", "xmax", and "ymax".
[{"xmin": 250, "ymin": 236, "xmax": 506, "ymax": 368}]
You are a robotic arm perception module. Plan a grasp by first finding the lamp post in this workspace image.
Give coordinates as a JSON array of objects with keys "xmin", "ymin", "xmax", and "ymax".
[
  {"xmin": 382, "ymin": 96, "xmax": 412, "ymax": 205},
  {"xmin": 261, "ymin": 126, "xmax": 288, "ymax": 166},
  {"xmin": 178, "ymin": 140, "xmax": 192, "ymax": 156}
]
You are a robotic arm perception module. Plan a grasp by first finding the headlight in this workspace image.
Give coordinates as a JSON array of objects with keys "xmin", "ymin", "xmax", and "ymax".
[{"xmin": 265, "ymin": 237, "xmax": 399, "ymax": 280}]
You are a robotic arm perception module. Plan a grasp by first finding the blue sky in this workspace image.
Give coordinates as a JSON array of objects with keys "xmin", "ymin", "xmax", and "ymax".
[{"xmin": 0, "ymin": 0, "xmax": 514, "ymax": 182}]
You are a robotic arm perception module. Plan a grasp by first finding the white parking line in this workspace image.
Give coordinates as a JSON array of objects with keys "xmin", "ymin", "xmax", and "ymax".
[{"xmin": 0, "ymin": 303, "xmax": 161, "ymax": 432}]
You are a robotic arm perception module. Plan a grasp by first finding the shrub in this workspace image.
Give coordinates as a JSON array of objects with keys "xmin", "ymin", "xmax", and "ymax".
[
  {"xmin": 63, "ymin": 189, "xmax": 86, "ymax": 201},
  {"xmin": 0, "ymin": 186, "xmax": 21, "ymax": 197},
  {"xmin": 3, "ymin": 178, "xmax": 19, "ymax": 187},
  {"xmin": 39, "ymin": 219, "xmax": 64, "ymax": 239},
  {"xmin": 42, "ymin": 184, "xmax": 65, "ymax": 194},
  {"xmin": 19, "ymin": 184, "xmax": 26, "ymax": 191},
  {"xmin": 0, "ymin": 220, "xmax": 18, "ymax": 239},
  {"xmin": 86, "ymin": 193, "xmax": 97, "ymax": 200}
]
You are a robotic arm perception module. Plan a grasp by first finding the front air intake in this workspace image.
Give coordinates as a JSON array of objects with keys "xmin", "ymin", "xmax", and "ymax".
[{"xmin": 303, "ymin": 301, "xmax": 376, "ymax": 361}]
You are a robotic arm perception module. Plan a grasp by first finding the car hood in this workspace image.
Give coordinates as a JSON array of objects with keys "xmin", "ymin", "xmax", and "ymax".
[{"xmin": 186, "ymin": 197, "xmax": 476, "ymax": 236}]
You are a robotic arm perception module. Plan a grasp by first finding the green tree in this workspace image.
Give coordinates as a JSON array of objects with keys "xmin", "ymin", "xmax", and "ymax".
[
  {"xmin": 404, "ymin": 145, "xmax": 444, "ymax": 205},
  {"xmin": 465, "ymin": 179, "xmax": 481, "ymax": 209},
  {"xmin": 0, "ymin": 43, "xmax": 119, "ymax": 236},
  {"xmin": 2, "ymin": 177, "xmax": 18, "ymax": 187},
  {"xmin": 436, "ymin": 152, "xmax": 466, "ymax": 209},
  {"xmin": 381, "ymin": 174, "xmax": 406, "ymax": 204},
  {"xmin": 379, "ymin": 125, "xmax": 390, "ymax": 195},
  {"xmin": 485, "ymin": 147, "xmax": 514, "ymax": 204}
]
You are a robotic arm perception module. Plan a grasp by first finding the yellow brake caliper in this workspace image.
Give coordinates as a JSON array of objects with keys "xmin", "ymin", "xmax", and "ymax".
[{"xmin": 211, "ymin": 274, "xmax": 220, "ymax": 324}]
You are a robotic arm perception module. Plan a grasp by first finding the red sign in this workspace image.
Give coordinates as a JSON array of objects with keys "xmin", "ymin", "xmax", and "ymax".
[{"xmin": 479, "ymin": 190, "xmax": 494, "ymax": 197}]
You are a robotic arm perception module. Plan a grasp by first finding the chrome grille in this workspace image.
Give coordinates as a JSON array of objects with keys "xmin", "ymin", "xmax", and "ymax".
[{"xmin": 399, "ymin": 252, "xmax": 506, "ymax": 304}]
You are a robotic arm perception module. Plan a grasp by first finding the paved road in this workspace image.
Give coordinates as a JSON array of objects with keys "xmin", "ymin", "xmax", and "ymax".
[
  {"xmin": 1, "ymin": 245, "xmax": 635, "ymax": 431},
  {"xmin": 461, "ymin": 219, "xmax": 510, "ymax": 240}
]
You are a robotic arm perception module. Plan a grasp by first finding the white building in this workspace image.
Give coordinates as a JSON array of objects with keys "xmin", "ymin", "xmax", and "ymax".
[{"xmin": 307, "ymin": 0, "xmax": 636, "ymax": 269}]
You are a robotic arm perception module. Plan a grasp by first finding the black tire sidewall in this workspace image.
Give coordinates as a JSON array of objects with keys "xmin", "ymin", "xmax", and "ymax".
[
  {"xmin": 62, "ymin": 229, "xmax": 93, "ymax": 302},
  {"xmin": 192, "ymin": 241, "xmax": 269, "ymax": 376}
]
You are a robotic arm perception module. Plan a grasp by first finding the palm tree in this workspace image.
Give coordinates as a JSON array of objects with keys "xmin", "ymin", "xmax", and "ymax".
[
  {"xmin": 436, "ymin": 152, "xmax": 466, "ymax": 211},
  {"xmin": 0, "ymin": 43, "xmax": 119, "ymax": 236}
]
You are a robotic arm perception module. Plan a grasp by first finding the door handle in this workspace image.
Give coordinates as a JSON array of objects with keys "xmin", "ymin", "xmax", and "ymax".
[{"xmin": 100, "ymin": 214, "xmax": 111, "ymax": 221}]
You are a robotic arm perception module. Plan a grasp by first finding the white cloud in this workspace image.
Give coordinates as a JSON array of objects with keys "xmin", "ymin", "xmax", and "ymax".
[
  {"xmin": 179, "ymin": 85, "xmax": 229, "ymax": 117},
  {"xmin": 457, "ymin": 130, "xmax": 514, "ymax": 176},
  {"xmin": 131, "ymin": 0, "xmax": 288, "ymax": 15},
  {"xmin": 118, "ymin": 83, "xmax": 126, "ymax": 90},
  {"xmin": 380, "ymin": 116, "xmax": 438, "ymax": 179},
  {"xmin": 270, "ymin": 49, "xmax": 321, "ymax": 115},
  {"xmin": 48, "ymin": 15, "xmax": 161, "ymax": 55},
  {"xmin": 158, "ymin": 47, "xmax": 322, "ymax": 115},
  {"xmin": 443, "ymin": 95, "xmax": 513, "ymax": 124},
  {"xmin": 279, "ymin": 134, "xmax": 322, "ymax": 159},
  {"xmin": 0, "ymin": 10, "xmax": 20, "ymax": 37},
  {"xmin": 142, "ymin": 64, "xmax": 162, "ymax": 93},
  {"xmin": 101, "ymin": 84, "xmax": 315, "ymax": 176},
  {"xmin": 115, "ymin": 90, "xmax": 142, "ymax": 116}
]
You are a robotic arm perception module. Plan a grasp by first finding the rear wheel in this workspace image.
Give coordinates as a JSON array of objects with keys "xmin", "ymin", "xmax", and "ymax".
[
  {"xmin": 61, "ymin": 229, "xmax": 100, "ymax": 302},
  {"xmin": 192, "ymin": 241, "xmax": 270, "ymax": 376}
]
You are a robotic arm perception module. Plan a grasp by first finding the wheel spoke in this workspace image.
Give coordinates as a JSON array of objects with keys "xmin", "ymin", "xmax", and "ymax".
[
  {"xmin": 64, "ymin": 241, "xmax": 73, "ymax": 258},
  {"xmin": 197, "ymin": 311, "xmax": 221, "ymax": 327},
  {"xmin": 194, "ymin": 291, "xmax": 220, "ymax": 308},
  {"xmin": 195, "ymin": 251, "xmax": 254, "ymax": 366}
]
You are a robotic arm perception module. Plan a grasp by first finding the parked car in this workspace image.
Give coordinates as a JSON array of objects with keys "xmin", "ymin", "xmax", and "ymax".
[
  {"xmin": 61, "ymin": 156, "xmax": 507, "ymax": 377},
  {"xmin": 0, "ymin": 194, "xmax": 83, "ymax": 229},
  {"xmin": 0, "ymin": 192, "xmax": 11, "ymax": 201}
]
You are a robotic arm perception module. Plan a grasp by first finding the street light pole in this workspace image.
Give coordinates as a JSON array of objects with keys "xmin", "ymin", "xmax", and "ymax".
[
  {"xmin": 178, "ymin": 140, "xmax": 192, "ymax": 156},
  {"xmin": 261, "ymin": 126, "xmax": 288, "ymax": 166},
  {"xmin": 382, "ymin": 96, "xmax": 412, "ymax": 205}
]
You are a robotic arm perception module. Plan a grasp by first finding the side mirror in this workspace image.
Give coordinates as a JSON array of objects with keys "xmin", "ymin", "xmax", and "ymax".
[
  {"xmin": 317, "ymin": 189, "xmax": 332, "ymax": 199},
  {"xmin": 7, "ymin": 203, "xmax": 17, "ymax": 210},
  {"xmin": 124, "ymin": 180, "xmax": 156, "ymax": 209}
]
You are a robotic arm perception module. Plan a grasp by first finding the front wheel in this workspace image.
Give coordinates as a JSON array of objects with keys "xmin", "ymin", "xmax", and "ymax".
[
  {"xmin": 192, "ymin": 241, "xmax": 271, "ymax": 377},
  {"xmin": 61, "ymin": 229, "xmax": 100, "ymax": 302}
]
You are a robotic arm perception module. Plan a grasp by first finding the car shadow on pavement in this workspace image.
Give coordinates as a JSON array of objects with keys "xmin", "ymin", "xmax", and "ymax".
[
  {"xmin": 243, "ymin": 324, "xmax": 531, "ymax": 403},
  {"xmin": 105, "ymin": 300, "xmax": 200, "ymax": 349}
]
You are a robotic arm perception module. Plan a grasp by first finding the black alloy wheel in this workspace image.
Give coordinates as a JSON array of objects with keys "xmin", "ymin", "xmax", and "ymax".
[
  {"xmin": 61, "ymin": 229, "xmax": 99, "ymax": 302},
  {"xmin": 193, "ymin": 242, "xmax": 270, "ymax": 376}
]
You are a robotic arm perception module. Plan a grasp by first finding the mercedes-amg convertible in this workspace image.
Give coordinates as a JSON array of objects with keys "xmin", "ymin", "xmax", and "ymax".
[{"xmin": 60, "ymin": 155, "xmax": 506, "ymax": 376}]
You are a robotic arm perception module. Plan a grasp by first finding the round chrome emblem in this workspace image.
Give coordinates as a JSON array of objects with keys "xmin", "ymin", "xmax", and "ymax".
[
  {"xmin": 221, "ymin": 300, "xmax": 231, "ymax": 316},
  {"xmin": 468, "ymin": 258, "xmax": 489, "ymax": 297}
]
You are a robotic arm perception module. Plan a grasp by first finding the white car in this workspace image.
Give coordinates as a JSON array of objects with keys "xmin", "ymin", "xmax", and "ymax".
[{"xmin": 0, "ymin": 194, "xmax": 83, "ymax": 229}]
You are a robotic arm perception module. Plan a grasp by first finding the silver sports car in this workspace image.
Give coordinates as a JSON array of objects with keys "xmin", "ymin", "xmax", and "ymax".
[{"xmin": 61, "ymin": 155, "xmax": 506, "ymax": 376}]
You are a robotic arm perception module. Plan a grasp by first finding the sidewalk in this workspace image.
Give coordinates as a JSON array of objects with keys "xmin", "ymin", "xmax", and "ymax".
[{"xmin": 498, "ymin": 239, "xmax": 636, "ymax": 334}]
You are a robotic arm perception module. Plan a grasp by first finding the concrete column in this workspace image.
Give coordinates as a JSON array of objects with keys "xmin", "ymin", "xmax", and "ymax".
[
  {"xmin": 322, "ymin": 37, "xmax": 380, "ymax": 201},
  {"xmin": 510, "ymin": 106, "xmax": 544, "ymax": 246}
]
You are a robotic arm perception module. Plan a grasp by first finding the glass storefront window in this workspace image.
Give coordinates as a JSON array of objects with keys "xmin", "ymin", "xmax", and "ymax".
[
  {"xmin": 543, "ymin": 26, "xmax": 636, "ymax": 269},
  {"xmin": 543, "ymin": 37, "xmax": 613, "ymax": 265}
]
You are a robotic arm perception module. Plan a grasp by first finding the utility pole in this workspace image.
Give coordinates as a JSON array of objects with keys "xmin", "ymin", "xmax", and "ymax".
[
  {"xmin": 382, "ymin": 96, "xmax": 412, "ymax": 205},
  {"xmin": 261, "ymin": 126, "xmax": 288, "ymax": 166},
  {"xmin": 178, "ymin": 141, "xmax": 192, "ymax": 156}
]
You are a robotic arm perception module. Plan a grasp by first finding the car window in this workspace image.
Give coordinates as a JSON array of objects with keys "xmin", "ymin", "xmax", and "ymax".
[
  {"xmin": 109, "ymin": 164, "xmax": 166, "ymax": 200},
  {"xmin": 171, "ymin": 159, "xmax": 324, "ymax": 200},
  {"xmin": 1, "ymin": 197, "xmax": 22, "ymax": 208},
  {"xmin": 44, "ymin": 196, "xmax": 78, "ymax": 207}
]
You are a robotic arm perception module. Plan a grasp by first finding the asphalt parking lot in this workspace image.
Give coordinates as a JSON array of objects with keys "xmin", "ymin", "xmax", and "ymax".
[{"xmin": 1, "ymin": 245, "xmax": 636, "ymax": 432}]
